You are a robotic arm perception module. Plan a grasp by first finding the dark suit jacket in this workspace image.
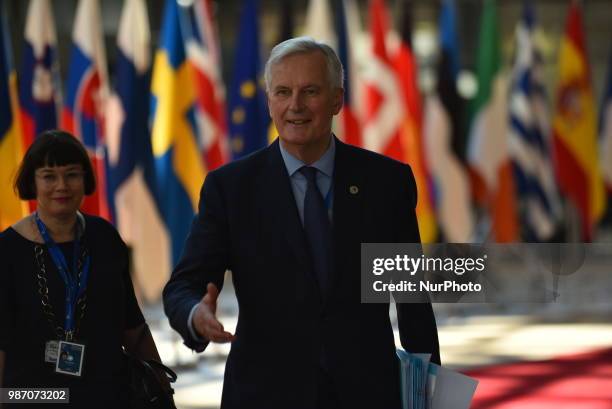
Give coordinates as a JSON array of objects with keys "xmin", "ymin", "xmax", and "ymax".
[{"xmin": 163, "ymin": 138, "xmax": 440, "ymax": 409}]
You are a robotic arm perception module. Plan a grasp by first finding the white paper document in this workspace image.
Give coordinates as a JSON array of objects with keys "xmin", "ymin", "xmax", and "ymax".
[{"xmin": 397, "ymin": 349, "xmax": 479, "ymax": 409}]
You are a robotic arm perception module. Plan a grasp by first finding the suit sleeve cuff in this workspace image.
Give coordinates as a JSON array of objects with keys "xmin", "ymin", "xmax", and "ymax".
[{"xmin": 187, "ymin": 302, "xmax": 206, "ymax": 343}]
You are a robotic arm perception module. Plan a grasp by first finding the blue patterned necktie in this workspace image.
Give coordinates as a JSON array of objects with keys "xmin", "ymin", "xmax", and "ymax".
[{"xmin": 300, "ymin": 166, "xmax": 332, "ymax": 295}]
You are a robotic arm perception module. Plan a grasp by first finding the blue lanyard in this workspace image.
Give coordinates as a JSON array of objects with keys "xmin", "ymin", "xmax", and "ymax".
[{"xmin": 35, "ymin": 213, "xmax": 91, "ymax": 338}]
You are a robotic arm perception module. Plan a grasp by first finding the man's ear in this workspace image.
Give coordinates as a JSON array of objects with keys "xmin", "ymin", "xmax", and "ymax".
[
  {"xmin": 333, "ymin": 87, "xmax": 345, "ymax": 115},
  {"xmin": 266, "ymin": 91, "xmax": 273, "ymax": 118}
]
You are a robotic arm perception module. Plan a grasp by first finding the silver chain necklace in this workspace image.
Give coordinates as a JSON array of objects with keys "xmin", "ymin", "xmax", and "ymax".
[{"xmin": 33, "ymin": 242, "xmax": 89, "ymax": 341}]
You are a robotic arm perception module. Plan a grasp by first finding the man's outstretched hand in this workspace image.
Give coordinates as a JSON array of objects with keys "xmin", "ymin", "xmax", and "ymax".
[{"xmin": 192, "ymin": 283, "xmax": 236, "ymax": 343}]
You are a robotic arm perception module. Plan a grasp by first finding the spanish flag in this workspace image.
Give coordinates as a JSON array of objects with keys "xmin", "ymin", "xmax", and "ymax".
[
  {"xmin": 552, "ymin": 1, "xmax": 605, "ymax": 241},
  {"xmin": 0, "ymin": 4, "xmax": 28, "ymax": 230}
]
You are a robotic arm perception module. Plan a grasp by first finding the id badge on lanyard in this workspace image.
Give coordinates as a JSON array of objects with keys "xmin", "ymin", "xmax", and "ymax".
[
  {"xmin": 35, "ymin": 212, "xmax": 90, "ymax": 377},
  {"xmin": 44, "ymin": 340, "xmax": 86, "ymax": 378}
]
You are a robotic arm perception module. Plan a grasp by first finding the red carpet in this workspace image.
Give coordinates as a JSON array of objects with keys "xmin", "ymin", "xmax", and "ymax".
[{"xmin": 465, "ymin": 348, "xmax": 612, "ymax": 409}]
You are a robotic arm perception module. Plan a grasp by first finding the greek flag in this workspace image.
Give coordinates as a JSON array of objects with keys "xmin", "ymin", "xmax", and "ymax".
[{"xmin": 507, "ymin": 2, "xmax": 561, "ymax": 241}]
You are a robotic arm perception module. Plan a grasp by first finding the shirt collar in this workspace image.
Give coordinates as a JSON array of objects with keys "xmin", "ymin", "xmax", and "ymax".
[{"xmin": 279, "ymin": 135, "xmax": 335, "ymax": 178}]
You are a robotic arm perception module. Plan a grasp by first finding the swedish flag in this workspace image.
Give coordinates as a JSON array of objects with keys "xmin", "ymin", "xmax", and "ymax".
[
  {"xmin": 150, "ymin": 0, "xmax": 206, "ymax": 264},
  {"xmin": 227, "ymin": 0, "xmax": 269, "ymax": 159}
]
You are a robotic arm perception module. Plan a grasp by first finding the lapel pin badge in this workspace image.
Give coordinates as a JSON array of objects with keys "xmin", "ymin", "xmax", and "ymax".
[{"xmin": 349, "ymin": 185, "xmax": 359, "ymax": 195}]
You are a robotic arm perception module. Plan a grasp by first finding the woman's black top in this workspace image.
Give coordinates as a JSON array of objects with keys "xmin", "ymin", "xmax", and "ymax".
[{"xmin": 0, "ymin": 214, "xmax": 145, "ymax": 408}]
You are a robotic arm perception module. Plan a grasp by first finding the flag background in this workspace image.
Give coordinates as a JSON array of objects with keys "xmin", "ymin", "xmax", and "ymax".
[
  {"xmin": 0, "ymin": 1, "xmax": 609, "ymax": 276},
  {"xmin": 466, "ymin": 0, "xmax": 519, "ymax": 242},
  {"xmin": 19, "ymin": 0, "xmax": 61, "ymax": 150},
  {"xmin": 62, "ymin": 0, "xmax": 111, "ymax": 220},
  {"xmin": 226, "ymin": 0, "xmax": 268, "ymax": 160},
  {"xmin": 362, "ymin": 0, "xmax": 404, "ymax": 160},
  {"xmin": 423, "ymin": 0, "xmax": 474, "ymax": 242},
  {"xmin": 598, "ymin": 48, "xmax": 612, "ymax": 225},
  {"xmin": 334, "ymin": 0, "xmax": 362, "ymax": 147},
  {"xmin": 393, "ymin": 0, "xmax": 437, "ymax": 243},
  {"xmin": 507, "ymin": 1, "xmax": 561, "ymax": 242},
  {"xmin": 601, "ymin": 51, "xmax": 612, "ymax": 184},
  {"xmin": 183, "ymin": 0, "xmax": 230, "ymax": 171},
  {"xmin": 0, "ymin": 1, "xmax": 28, "ymax": 230},
  {"xmin": 551, "ymin": 1, "xmax": 605, "ymax": 241},
  {"xmin": 106, "ymin": 0, "xmax": 169, "ymax": 302},
  {"xmin": 0, "ymin": 2, "xmax": 612, "ymax": 408},
  {"xmin": 150, "ymin": 0, "xmax": 206, "ymax": 265}
]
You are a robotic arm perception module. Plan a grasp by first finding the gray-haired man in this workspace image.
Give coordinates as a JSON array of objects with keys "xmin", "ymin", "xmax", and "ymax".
[{"xmin": 163, "ymin": 37, "xmax": 440, "ymax": 409}]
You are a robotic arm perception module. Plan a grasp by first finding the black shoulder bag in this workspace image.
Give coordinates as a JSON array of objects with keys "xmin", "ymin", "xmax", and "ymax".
[
  {"xmin": 122, "ymin": 322, "xmax": 177, "ymax": 409},
  {"xmin": 123, "ymin": 349, "xmax": 178, "ymax": 409}
]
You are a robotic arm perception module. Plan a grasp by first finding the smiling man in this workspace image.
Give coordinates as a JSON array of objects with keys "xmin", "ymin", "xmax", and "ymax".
[
  {"xmin": 163, "ymin": 37, "xmax": 440, "ymax": 409},
  {"xmin": 266, "ymin": 46, "xmax": 343, "ymax": 164}
]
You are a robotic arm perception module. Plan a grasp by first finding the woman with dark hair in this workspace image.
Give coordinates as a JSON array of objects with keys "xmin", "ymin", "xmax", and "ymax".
[{"xmin": 0, "ymin": 130, "xmax": 169, "ymax": 408}]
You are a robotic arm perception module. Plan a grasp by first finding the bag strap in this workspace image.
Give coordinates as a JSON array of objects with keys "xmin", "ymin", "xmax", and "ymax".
[
  {"xmin": 123, "ymin": 350, "xmax": 177, "ymax": 383},
  {"xmin": 140, "ymin": 359, "xmax": 178, "ymax": 384}
]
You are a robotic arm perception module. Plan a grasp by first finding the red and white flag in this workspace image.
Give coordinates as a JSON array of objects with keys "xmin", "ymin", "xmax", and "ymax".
[
  {"xmin": 184, "ymin": 0, "xmax": 229, "ymax": 170},
  {"xmin": 362, "ymin": 0, "xmax": 404, "ymax": 161},
  {"xmin": 62, "ymin": 0, "xmax": 111, "ymax": 220}
]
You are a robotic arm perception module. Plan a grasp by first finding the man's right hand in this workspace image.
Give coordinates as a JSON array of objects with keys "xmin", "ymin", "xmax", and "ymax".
[{"xmin": 192, "ymin": 283, "xmax": 236, "ymax": 343}]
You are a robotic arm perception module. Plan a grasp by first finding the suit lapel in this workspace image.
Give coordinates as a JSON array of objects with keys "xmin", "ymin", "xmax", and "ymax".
[{"xmin": 329, "ymin": 139, "xmax": 365, "ymax": 300}]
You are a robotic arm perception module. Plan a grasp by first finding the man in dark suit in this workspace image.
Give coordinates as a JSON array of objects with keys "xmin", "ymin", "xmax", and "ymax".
[{"xmin": 163, "ymin": 37, "xmax": 439, "ymax": 409}]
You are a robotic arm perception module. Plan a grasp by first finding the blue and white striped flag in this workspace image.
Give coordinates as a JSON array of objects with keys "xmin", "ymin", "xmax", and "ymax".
[
  {"xmin": 106, "ymin": 0, "xmax": 170, "ymax": 302},
  {"xmin": 507, "ymin": 2, "xmax": 561, "ymax": 241}
]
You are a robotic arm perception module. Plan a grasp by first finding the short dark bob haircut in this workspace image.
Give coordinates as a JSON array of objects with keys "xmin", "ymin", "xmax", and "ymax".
[{"xmin": 14, "ymin": 129, "xmax": 96, "ymax": 200}]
